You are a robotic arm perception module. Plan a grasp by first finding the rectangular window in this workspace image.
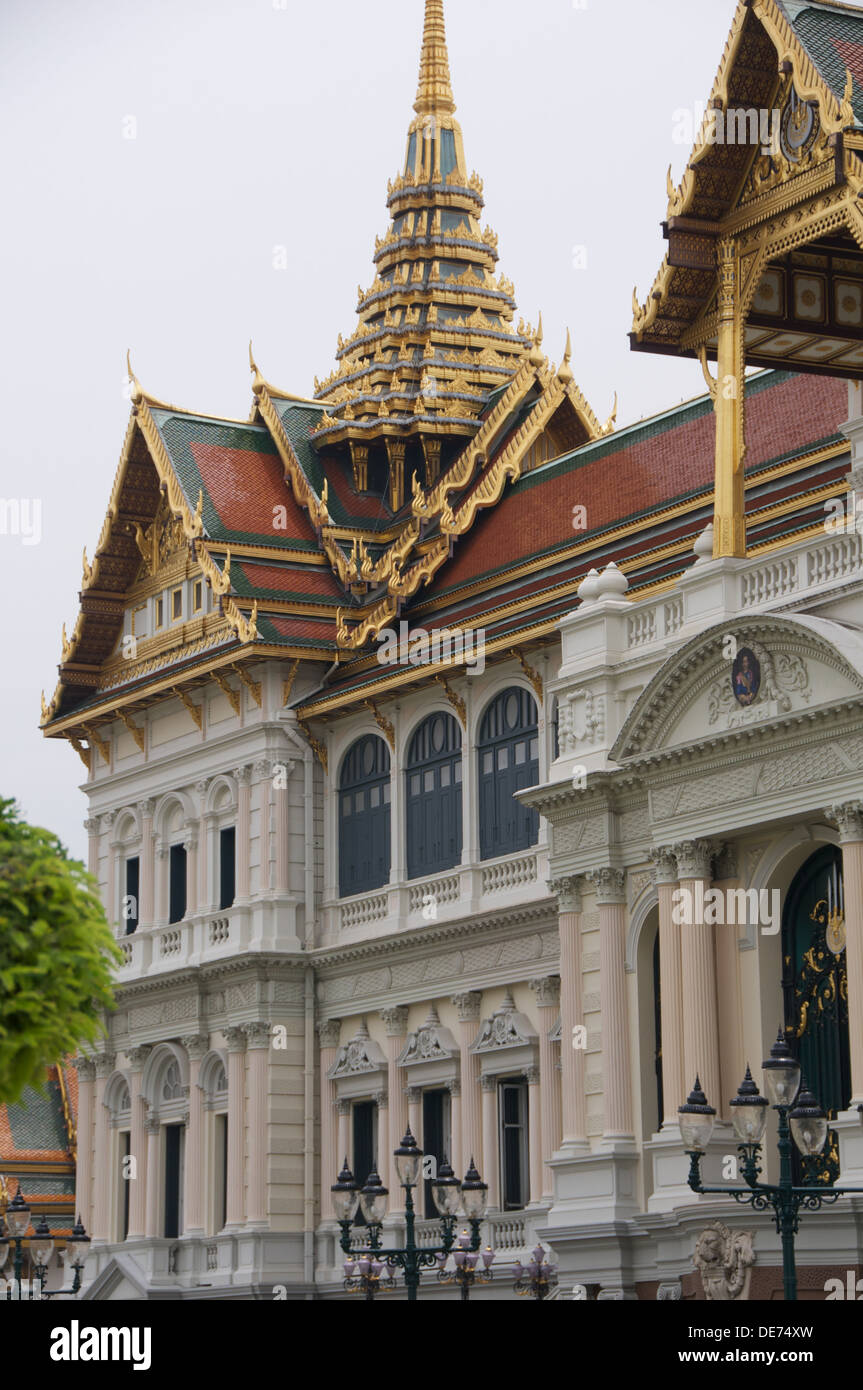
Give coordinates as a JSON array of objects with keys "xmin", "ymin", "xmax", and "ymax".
[
  {"xmin": 193, "ymin": 580, "xmax": 203, "ymax": 613},
  {"xmin": 424, "ymin": 770, "xmax": 434, "ymax": 794},
  {"xmin": 499, "ymin": 1079, "xmax": 528, "ymax": 1211},
  {"xmin": 370, "ymin": 786, "xmax": 380, "ymax": 808},
  {"xmin": 120, "ymin": 1131, "xmax": 131, "ymax": 1240},
  {"xmin": 124, "ymin": 856, "xmax": 140, "ymax": 935},
  {"xmin": 352, "ymin": 1101, "xmax": 377, "ymax": 1226},
  {"xmin": 155, "ymin": 596, "xmax": 164, "ymax": 630},
  {"xmin": 132, "ymin": 603, "xmax": 147, "ymax": 638},
  {"xmin": 164, "ymin": 1124, "xmax": 184, "ymax": 1238},
  {"xmin": 172, "ymin": 588, "xmax": 183, "ymax": 622},
  {"xmin": 169, "ymin": 844, "xmax": 187, "ymax": 924},
  {"xmin": 219, "ymin": 827, "xmax": 236, "ymax": 910},
  {"xmin": 440, "ymin": 765, "xmax": 450, "ymax": 788},
  {"xmin": 422, "ymin": 1089, "xmax": 450, "ymax": 1218},
  {"xmin": 214, "ymin": 1114, "xmax": 228, "ymax": 1231}
]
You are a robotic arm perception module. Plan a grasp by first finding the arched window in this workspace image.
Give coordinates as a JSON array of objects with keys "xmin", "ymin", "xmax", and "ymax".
[
  {"xmin": 339, "ymin": 736, "xmax": 391, "ymax": 898},
  {"xmin": 477, "ymin": 687, "xmax": 539, "ymax": 861},
  {"xmin": 405, "ymin": 712, "xmax": 462, "ymax": 880}
]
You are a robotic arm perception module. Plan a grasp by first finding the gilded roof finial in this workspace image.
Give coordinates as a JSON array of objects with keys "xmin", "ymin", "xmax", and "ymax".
[
  {"xmin": 557, "ymin": 328, "xmax": 574, "ymax": 385},
  {"xmin": 529, "ymin": 312, "xmax": 545, "ymax": 367},
  {"xmin": 126, "ymin": 349, "xmax": 143, "ymax": 406},
  {"xmin": 414, "ymin": 0, "xmax": 456, "ymax": 117}
]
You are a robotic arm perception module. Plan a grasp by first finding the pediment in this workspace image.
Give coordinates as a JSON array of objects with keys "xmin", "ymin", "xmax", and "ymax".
[
  {"xmin": 471, "ymin": 992, "xmax": 538, "ymax": 1054},
  {"xmin": 328, "ymin": 1023, "xmax": 387, "ymax": 1080},
  {"xmin": 398, "ymin": 1013, "xmax": 458, "ymax": 1068},
  {"xmin": 612, "ymin": 615, "xmax": 863, "ymax": 761}
]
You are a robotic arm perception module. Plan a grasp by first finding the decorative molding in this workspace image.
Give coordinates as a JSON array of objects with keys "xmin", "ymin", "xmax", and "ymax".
[
  {"xmin": 450, "ymin": 991, "xmax": 482, "ymax": 1023},
  {"xmin": 826, "ymin": 801, "xmax": 863, "ymax": 844},
  {"xmin": 93, "ymin": 1051, "xmax": 116, "ymax": 1080},
  {"xmin": 434, "ymin": 675, "xmax": 466, "ymax": 729},
  {"xmin": 234, "ymin": 666, "xmax": 263, "ymax": 709},
  {"xmin": 224, "ymin": 1026, "xmax": 248, "ymax": 1055},
  {"xmin": 328, "ymin": 1019, "xmax": 387, "ymax": 1079},
  {"xmin": 649, "ymin": 847, "xmax": 679, "ymax": 887},
  {"xmin": 379, "ymin": 1006, "xmax": 409, "ymax": 1038},
  {"xmin": 213, "ymin": 672, "xmax": 241, "ymax": 716},
  {"xmin": 547, "ymin": 876, "xmax": 583, "ymax": 914},
  {"xmin": 511, "ymin": 648, "xmax": 543, "ymax": 703},
  {"xmin": 243, "ymin": 1021, "xmax": 271, "ymax": 1050},
  {"xmin": 73, "ymin": 1056, "xmax": 96, "ymax": 1083},
  {"xmin": 173, "ymin": 688, "xmax": 203, "ymax": 730},
  {"xmin": 398, "ymin": 1006, "xmax": 458, "ymax": 1067},
  {"xmin": 589, "ymin": 867, "xmax": 626, "ymax": 906},
  {"xmin": 317, "ymin": 1019, "xmax": 343, "ymax": 1050},
  {"xmin": 673, "ymin": 838, "xmax": 715, "ymax": 881},
  {"xmin": 471, "ymin": 991, "xmax": 537, "ymax": 1055},
  {"xmin": 525, "ymin": 1065, "xmax": 541, "ymax": 1085},
  {"xmin": 713, "ymin": 842, "xmax": 739, "ymax": 881},
  {"xmin": 366, "ymin": 700, "xmax": 395, "ymax": 752},
  {"xmin": 529, "ymin": 976, "xmax": 561, "ymax": 1009},
  {"xmin": 126, "ymin": 1045, "xmax": 154, "ymax": 1071}
]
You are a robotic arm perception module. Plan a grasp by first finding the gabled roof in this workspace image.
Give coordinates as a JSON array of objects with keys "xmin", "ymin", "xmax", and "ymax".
[{"xmin": 780, "ymin": 0, "xmax": 863, "ymax": 121}]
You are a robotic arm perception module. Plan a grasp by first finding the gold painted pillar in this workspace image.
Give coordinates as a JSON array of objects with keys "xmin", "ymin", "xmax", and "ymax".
[
  {"xmin": 828, "ymin": 803, "xmax": 863, "ymax": 1106},
  {"xmin": 713, "ymin": 238, "xmax": 746, "ymax": 559}
]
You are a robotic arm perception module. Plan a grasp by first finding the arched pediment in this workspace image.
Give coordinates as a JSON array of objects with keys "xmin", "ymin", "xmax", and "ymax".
[{"xmin": 612, "ymin": 616, "xmax": 863, "ymax": 762}]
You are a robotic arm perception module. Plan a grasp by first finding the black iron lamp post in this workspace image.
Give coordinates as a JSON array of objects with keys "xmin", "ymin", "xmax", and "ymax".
[
  {"xmin": 63, "ymin": 1216, "xmax": 92, "ymax": 1296},
  {"xmin": 680, "ymin": 1030, "xmax": 863, "ymax": 1302},
  {"xmin": 2, "ymin": 1185, "xmax": 33, "ymax": 1299},
  {"xmin": 333, "ymin": 1132, "xmax": 491, "ymax": 1302},
  {"xmin": 30, "ymin": 1217, "xmax": 54, "ymax": 1297},
  {"xmin": 513, "ymin": 1243, "xmax": 558, "ymax": 1300},
  {"xmin": 435, "ymin": 1162, "xmax": 496, "ymax": 1304}
]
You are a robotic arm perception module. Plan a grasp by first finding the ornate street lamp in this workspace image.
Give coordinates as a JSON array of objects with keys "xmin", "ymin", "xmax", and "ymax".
[
  {"xmin": 4, "ymin": 1184, "xmax": 32, "ymax": 1299},
  {"xmin": 63, "ymin": 1217, "xmax": 92, "ymax": 1296},
  {"xmin": 680, "ymin": 1030, "xmax": 863, "ymax": 1301},
  {"xmin": 333, "ymin": 1134, "xmax": 492, "ymax": 1302},
  {"xmin": 513, "ymin": 1243, "xmax": 558, "ymax": 1300},
  {"xmin": 30, "ymin": 1217, "xmax": 54, "ymax": 1297},
  {"xmin": 437, "ymin": 1224, "xmax": 495, "ymax": 1300}
]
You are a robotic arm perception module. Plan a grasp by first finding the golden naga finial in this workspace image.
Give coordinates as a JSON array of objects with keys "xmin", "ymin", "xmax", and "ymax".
[
  {"xmin": 698, "ymin": 347, "xmax": 718, "ymax": 403},
  {"xmin": 192, "ymin": 488, "xmax": 205, "ymax": 538},
  {"xmin": 82, "ymin": 546, "xmax": 94, "ymax": 588},
  {"xmin": 249, "ymin": 339, "xmax": 265, "ymax": 396},
  {"xmin": 840, "ymin": 68, "xmax": 856, "ymax": 127},
  {"xmin": 558, "ymin": 329, "xmax": 574, "ymax": 385},
  {"xmin": 414, "ymin": 0, "xmax": 456, "ymax": 118},
  {"xmin": 126, "ymin": 349, "xmax": 143, "ymax": 405},
  {"xmin": 529, "ymin": 312, "xmax": 545, "ymax": 368},
  {"xmin": 61, "ymin": 623, "xmax": 72, "ymax": 663},
  {"xmin": 601, "ymin": 392, "xmax": 618, "ymax": 437}
]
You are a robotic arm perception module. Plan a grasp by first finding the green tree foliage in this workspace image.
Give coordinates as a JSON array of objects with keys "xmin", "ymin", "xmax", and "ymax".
[{"xmin": 0, "ymin": 799, "xmax": 119, "ymax": 1104}]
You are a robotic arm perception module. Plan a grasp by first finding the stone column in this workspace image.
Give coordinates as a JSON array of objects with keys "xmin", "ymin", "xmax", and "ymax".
[
  {"xmin": 274, "ymin": 758, "xmax": 293, "ymax": 897},
  {"xmin": 317, "ymin": 1020, "xmax": 341, "ymax": 1221},
  {"xmin": 144, "ymin": 1115, "xmax": 161, "ymax": 1238},
  {"xmin": 480, "ymin": 1074, "xmax": 498, "ymax": 1210},
  {"xmin": 139, "ymin": 800, "xmax": 155, "ymax": 927},
  {"xmin": 224, "ymin": 1027, "xmax": 247, "ymax": 1227},
  {"xmin": 374, "ymin": 1089, "xmax": 388, "ymax": 1176},
  {"xmin": 592, "ymin": 868, "xmax": 634, "ymax": 1139},
  {"xmin": 180, "ymin": 1035, "xmax": 208, "ymax": 1235},
  {"xmin": 84, "ymin": 816, "xmax": 100, "ymax": 881},
  {"xmin": 155, "ymin": 844, "xmax": 170, "ymax": 928},
  {"xmin": 713, "ymin": 843, "xmax": 745, "ymax": 1121},
  {"xmin": 530, "ymin": 976, "xmax": 561, "ymax": 1198},
  {"xmin": 103, "ymin": 813, "xmax": 117, "ymax": 931},
  {"xmin": 526, "ymin": 1065, "xmax": 543, "ymax": 1206},
  {"xmin": 650, "ymin": 848, "xmax": 685, "ymax": 1127},
  {"xmin": 676, "ymin": 839, "xmax": 721, "ymax": 1113},
  {"xmin": 234, "ymin": 766, "xmax": 253, "ymax": 903},
  {"xmin": 92, "ymin": 1052, "xmax": 115, "ymax": 1241},
  {"xmin": 252, "ymin": 759, "xmax": 271, "ymax": 899},
  {"xmin": 72, "ymin": 1057, "xmax": 95, "ymax": 1235},
  {"xmin": 406, "ymin": 1086, "xmax": 422, "ymax": 1147},
  {"xmin": 126, "ymin": 1046, "xmax": 152, "ymax": 1240},
  {"xmin": 184, "ymin": 828, "xmax": 199, "ymax": 919},
  {"xmin": 195, "ymin": 782, "xmax": 210, "ymax": 912},
  {"xmin": 244, "ymin": 1022, "xmax": 271, "ymax": 1226},
  {"xmin": 828, "ymin": 802, "xmax": 863, "ymax": 1105},
  {"xmin": 337, "ymin": 1099, "xmax": 351, "ymax": 1171},
  {"xmin": 550, "ymin": 877, "xmax": 588, "ymax": 1149},
  {"xmin": 380, "ymin": 1007, "xmax": 409, "ymax": 1208},
  {"xmin": 447, "ymin": 1080, "xmax": 462, "ymax": 1181},
  {"xmin": 452, "ymin": 992, "xmax": 482, "ymax": 1178}
]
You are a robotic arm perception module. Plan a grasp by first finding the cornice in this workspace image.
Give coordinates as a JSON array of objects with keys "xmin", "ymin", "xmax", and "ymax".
[{"xmin": 311, "ymin": 900, "xmax": 555, "ymax": 972}]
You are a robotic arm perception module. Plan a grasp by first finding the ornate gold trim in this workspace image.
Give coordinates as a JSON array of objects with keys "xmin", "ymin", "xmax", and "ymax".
[
  {"xmin": 434, "ymin": 674, "xmax": 466, "ymax": 728},
  {"xmin": 212, "ymin": 672, "xmax": 241, "ymax": 716},
  {"xmin": 367, "ymin": 699, "xmax": 395, "ymax": 751},
  {"xmin": 173, "ymin": 687, "xmax": 203, "ymax": 730},
  {"xmin": 117, "ymin": 711, "xmax": 145, "ymax": 752}
]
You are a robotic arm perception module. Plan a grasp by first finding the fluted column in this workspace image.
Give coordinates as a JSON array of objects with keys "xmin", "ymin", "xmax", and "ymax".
[
  {"xmin": 181, "ymin": 1035, "xmax": 208, "ymax": 1234},
  {"xmin": 224, "ymin": 1027, "xmax": 247, "ymax": 1227},
  {"xmin": 480, "ymin": 1074, "xmax": 498, "ymax": 1210},
  {"xmin": 84, "ymin": 817, "xmax": 100, "ymax": 880},
  {"xmin": 447, "ymin": 1080, "xmax": 461, "ymax": 1180},
  {"xmin": 139, "ymin": 800, "xmax": 155, "ymax": 927},
  {"xmin": 650, "ymin": 848, "xmax": 685, "ymax": 1128},
  {"xmin": 92, "ymin": 1052, "xmax": 115, "ymax": 1241},
  {"xmin": 195, "ymin": 782, "xmax": 210, "ymax": 912},
  {"xmin": 275, "ymin": 758, "xmax": 293, "ymax": 897},
  {"xmin": 252, "ymin": 759, "xmax": 271, "ymax": 898},
  {"xmin": 126, "ymin": 1046, "xmax": 152, "ymax": 1240},
  {"xmin": 550, "ymin": 877, "xmax": 588, "ymax": 1148},
  {"xmin": 380, "ymin": 1007, "xmax": 409, "ymax": 1208},
  {"xmin": 526, "ymin": 1066, "xmax": 543, "ymax": 1205},
  {"xmin": 530, "ymin": 976, "xmax": 561, "ymax": 1197},
  {"xmin": 244, "ymin": 1022, "xmax": 271, "ymax": 1226},
  {"xmin": 828, "ymin": 803, "xmax": 863, "ymax": 1105},
  {"xmin": 234, "ymin": 766, "xmax": 252, "ymax": 903},
  {"xmin": 72, "ymin": 1057, "xmax": 95, "ymax": 1235},
  {"xmin": 676, "ymin": 839, "xmax": 721, "ymax": 1112},
  {"xmin": 591, "ymin": 868, "xmax": 634, "ymax": 1139},
  {"xmin": 337, "ymin": 1100, "xmax": 351, "ymax": 1170},
  {"xmin": 317, "ymin": 1020, "xmax": 341, "ymax": 1220},
  {"xmin": 452, "ymin": 992, "xmax": 482, "ymax": 1177},
  {"xmin": 144, "ymin": 1115, "xmax": 161, "ymax": 1238},
  {"xmin": 407, "ymin": 1086, "xmax": 422, "ymax": 1146},
  {"xmin": 713, "ymin": 843, "xmax": 745, "ymax": 1122},
  {"xmin": 103, "ymin": 813, "xmax": 117, "ymax": 930},
  {"xmin": 184, "ymin": 828, "xmax": 199, "ymax": 919}
]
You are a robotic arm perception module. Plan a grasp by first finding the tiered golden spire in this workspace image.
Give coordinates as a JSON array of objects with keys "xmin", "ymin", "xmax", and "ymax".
[
  {"xmin": 414, "ymin": 0, "xmax": 456, "ymax": 117},
  {"xmin": 312, "ymin": 0, "xmax": 532, "ymax": 506}
]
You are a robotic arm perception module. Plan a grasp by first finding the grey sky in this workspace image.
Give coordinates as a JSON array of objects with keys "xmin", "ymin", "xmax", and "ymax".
[{"xmin": 0, "ymin": 0, "xmax": 736, "ymax": 860}]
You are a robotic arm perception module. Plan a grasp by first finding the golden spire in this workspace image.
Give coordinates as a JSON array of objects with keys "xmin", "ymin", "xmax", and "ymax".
[{"xmin": 414, "ymin": 0, "xmax": 456, "ymax": 117}]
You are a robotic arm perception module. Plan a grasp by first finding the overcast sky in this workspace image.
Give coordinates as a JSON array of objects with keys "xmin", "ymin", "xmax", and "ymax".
[{"xmin": 0, "ymin": 0, "xmax": 736, "ymax": 861}]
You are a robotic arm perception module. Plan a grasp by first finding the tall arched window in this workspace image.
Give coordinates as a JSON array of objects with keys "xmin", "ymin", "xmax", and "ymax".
[
  {"xmin": 339, "ymin": 736, "xmax": 391, "ymax": 898},
  {"xmin": 478, "ymin": 687, "xmax": 539, "ymax": 861},
  {"xmin": 405, "ymin": 712, "xmax": 462, "ymax": 880}
]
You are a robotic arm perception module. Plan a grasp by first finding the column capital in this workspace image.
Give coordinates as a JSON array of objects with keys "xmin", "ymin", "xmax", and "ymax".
[
  {"xmin": 234, "ymin": 765, "xmax": 253, "ymax": 787},
  {"xmin": 589, "ymin": 866, "xmax": 626, "ymax": 905},
  {"xmin": 126, "ymin": 1045, "xmax": 154, "ymax": 1071},
  {"xmin": 380, "ymin": 1006, "xmax": 409, "ymax": 1037},
  {"xmin": 83, "ymin": 817, "xmax": 100, "ymax": 835},
  {"xmin": 224, "ymin": 1026, "xmax": 248, "ymax": 1055},
  {"xmin": 405, "ymin": 1086, "xmax": 422, "ymax": 1105},
  {"xmin": 373, "ymin": 1090, "xmax": 388, "ymax": 1110},
  {"xmin": 73, "ymin": 1055, "xmax": 97, "ymax": 1083},
  {"xmin": 139, "ymin": 799, "xmax": 156, "ymax": 819},
  {"xmin": 826, "ymin": 801, "xmax": 863, "ymax": 844},
  {"xmin": 548, "ymin": 875, "xmax": 584, "ymax": 913},
  {"xmin": 194, "ymin": 779, "xmax": 211, "ymax": 799},
  {"xmin": 317, "ymin": 1019, "xmax": 342, "ymax": 1049},
  {"xmin": 181, "ymin": 1034, "xmax": 210, "ymax": 1061},
  {"xmin": 336, "ymin": 1098, "xmax": 352, "ymax": 1116},
  {"xmin": 529, "ymin": 975, "xmax": 561, "ymax": 1009},
  {"xmin": 93, "ymin": 1051, "xmax": 116, "ymax": 1080},
  {"xmin": 243, "ymin": 1021, "xmax": 272, "ymax": 1051},
  {"xmin": 451, "ymin": 991, "xmax": 482, "ymax": 1023},
  {"xmin": 713, "ymin": 841, "xmax": 739, "ymax": 881},
  {"xmin": 446, "ymin": 1078, "xmax": 461, "ymax": 1098},
  {"xmin": 672, "ymin": 838, "xmax": 714, "ymax": 880},
  {"xmin": 649, "ymin": 846, "xmax": 678, "ymax": 886},
  {"xmin": 480, "ymin": 1074, "xmax": 497, "ymax": 1093},
  {"xmin": 525, "ymin": 1065, "xmax": 541, "ymax": 1085},
  {"xmin": 144, "ymin": 1114, "xmax": 161, "ymax": 1137}
]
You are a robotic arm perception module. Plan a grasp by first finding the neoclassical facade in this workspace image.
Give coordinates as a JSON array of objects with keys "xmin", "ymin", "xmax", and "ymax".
[{"xmin": 44, "ymin": 0, "xmax": 863, "ymax": 1299}]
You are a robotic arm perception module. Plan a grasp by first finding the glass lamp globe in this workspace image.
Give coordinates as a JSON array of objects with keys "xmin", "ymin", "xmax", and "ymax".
[
  {"xmin": 430, "ymin": 1156, "xmax": 461, "ymax": 1217},
  {"xmin": 789, "ymin": 1083, "xmax": 829, "ymax": 1157},
  {"xmin": 6, "ymin": 1186, "xmax": 31, "ymax": 1238},
  {"xmin": 762, "ymin": 1030, "xmax": 801, "ymax": 1107},
  {"xmin": 30, "ymin": 1216, "xmax": 54, "ymax": 1268},
  {"xmin": 729, "ymin": 1066, "xmax": 770, "ymax": 1144},
  {"xmin": 678, "ymin": 1078, "xmax": 717, "ymax": 1152},
  {"xmin": 64, "ymin": 1216, "xmax": 91, "ymax": 1269},
  {"xmin": 460, "ymin": 1158, "xmax": 489, "ymax": 1220},
  {"xmin": 481, "ymin": 1246, "xmax": 495, "ymax": 1270},
  {"xmin": 331, "ymin": 1160, "xmax": 360, "ymax": 1223},
  {"xmin": 358, "ymin": 1169, "xmax": 389, "ymax": 1225},
  {"xmin": 393, "ymin": 1129, "xmax": 423, "ymax": 1188}
]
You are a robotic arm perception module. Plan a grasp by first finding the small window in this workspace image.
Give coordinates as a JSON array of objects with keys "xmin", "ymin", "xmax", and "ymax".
[
  {"xmin": 172, "ymin": 588, "xmax": 183, "ymax": 622},
  {"xmin": 169, "ymin": 843, "xmax": 187, "ymax": 924},
  {"xmin": 124, "ymin": 856, "xmax": 140, "ymax": 935},
  {"xmin": 120, "ymin": 1132, "xmax": 131, "ymax": 1240},
  {"xmin": 219, "ymin": 827, "xmax": 236, "ymax": 911},
  {"xmin": 499, "ymin": 1079, "xmax": 529, "ymax": 1211},
  {"xmin": 155, "ymin": 597, "xmax": 164, "ymax": 630},
  {"xmin": 132, "ymin": 604, "xmax": 147, "ymax": 638},
  {"xmin": 192, "ymin": 580, "xmax": 203, "ymax": 614}
]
